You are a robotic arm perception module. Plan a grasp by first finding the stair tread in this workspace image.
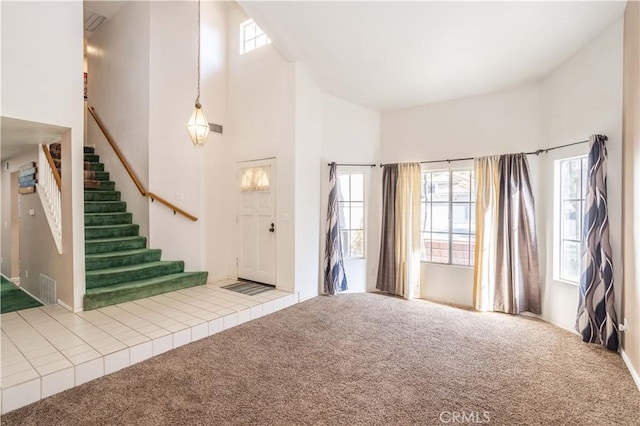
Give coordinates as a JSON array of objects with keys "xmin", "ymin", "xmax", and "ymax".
[
  {"xmin": 85, "ymin": 212, "xmax": 131, "ymax": 216},
  {"xmin": 85, "ymin": 236, "xmax": 144, "ymax": 244},
  {"xmin": 84, "ymin": 272, "xmax": 207, "ymax": 295},
  {"xmin": 85, "ymin": 201, "xmax": 124, "ymax": 204},
  {"xmin": 85, "ymin": 224, "xmax": 137, "ymax": 229},
  {"xmin": 86, "ymin": 260, "xmax": 183, "ymax": 276},
  {"xmin": 85, "ymin": 248, "xmax": 160, "ymax": 260}
]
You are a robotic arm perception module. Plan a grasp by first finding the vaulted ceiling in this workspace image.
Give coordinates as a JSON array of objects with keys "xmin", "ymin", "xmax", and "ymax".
[{"xmin": 240, "ymin": 1, "xmax": 627, "ymax": 111}]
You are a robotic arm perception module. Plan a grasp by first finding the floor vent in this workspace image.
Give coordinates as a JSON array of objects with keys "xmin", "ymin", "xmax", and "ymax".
[{"xmin": 39, "ymin": 274, "xmax": 57, "ymax": 305}]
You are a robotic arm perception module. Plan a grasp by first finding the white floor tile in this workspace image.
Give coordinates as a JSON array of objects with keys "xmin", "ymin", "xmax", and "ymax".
[
  {"xmin": 34, "ymin": 359, "xmax": 73, "ymax": 376},
  {"xmin": 94, "ymin": 342, "xmax": 127, "ymax": 356},
  {"xmin": 250, "ymin": 305, "xmax": 263, "ymax": 320},
  {"xmin": 144, "ymin": 329, "xmax": 171, "ymax": 340},
  {"xmin": 173, "ymin": 329, "xmax": 191, "ymax": 348},
  {"xmin": 75, "ymin": 358, "xmax": 104, "ymax": 386},
  {"xmin": 191, "ymin": 323, "xmax": 208, "ymax": 342},
  {"xmin": 120, "ymin": 335, "xmax": 150, "ymax": 347},
  {"xmin": 41, "ymin": 367, "xmax": 74, "ymax": 398},
  {"xmin": 1, "ymin": 378, "xmax": 40, "ymax": 414},
  {"xmin": 104, "ymin": 349, "xmax": 130, "ymax": 375},
  {"xmin": 29, "ymin": 352, "xmax": 67, "ymax": 367},
  {"xmin": 273, "ymin": 298, "xmax": 284, "ymax": 311},
  {"xmin": 130, "ymin": 341, "xmax": 152, "ymax": 365},
  {"xmin": 67, "ymin": 350, "xmax": 101, "ymax": 366},
  {"xmin": 208, "ymin": 318, "xmax": 224, "ymax": 336},
  {"xmin": 262, "ymin": 300, "xmax": 274, "ymax": 315},
  {"xmin": 283, "ymin": 295, "xmax": 295, "ymax": 308},
  {"xmin": 238, "ymin": 309, "xmax": 251, "ymax": 325},
  {"xmin": 60, "ymin": 344, "xmax": 96, "ymax": 358},
  {"xmin": 152, "ymin": 335, "xmax": 173, "ymax": 356},
  {"xmin": 223, "ymin": 313, "xmax": 238, "ymax": 330},
  {"xmin": 1, "ymin": 369, "xmax": 39, "ymax": 389}
]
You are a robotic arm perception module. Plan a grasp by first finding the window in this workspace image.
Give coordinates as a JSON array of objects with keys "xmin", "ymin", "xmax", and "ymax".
[
  {"xmin": 240, "ymin": 166, "xmax": 271, "ymax": 192},
  {"xmin": 338, "ymin": 173, "xmax": 365, "ymax": 258},
  {"xmin": 420, "ymin": 169, "xmax": 476, "ymax": 266},
  {"xmin": 240, "ymin": 19, "xmax": 271, "ymax": 55},
  {"xmin": 556, "ymin": 155, "xmax": 588, "ymax": 283}
]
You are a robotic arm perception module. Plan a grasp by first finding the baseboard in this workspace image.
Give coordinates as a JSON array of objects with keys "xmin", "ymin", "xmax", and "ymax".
[
  {"xmin": 18, "ymin": 286, "xmax": 46, "ymax": 306},
  {"xmin": 547, "ymin": 319, "xmax": 580, "ymax": 336},
  {"xmin": 57, "ymin": 299, "xmax": 73, "ymax": 312},
  {"xmin": 621, "ymin": 349, "xmax": 640, "ymax": 392},
  {"xmin": 532, "ymin": 312, "xmax": 581, "ymax": 336}
]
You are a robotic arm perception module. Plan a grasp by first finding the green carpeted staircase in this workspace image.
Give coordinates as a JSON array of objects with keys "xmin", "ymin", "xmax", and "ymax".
[{"xmin": 51, "ymin": 144, "xmax": 208, "ymax": 310}]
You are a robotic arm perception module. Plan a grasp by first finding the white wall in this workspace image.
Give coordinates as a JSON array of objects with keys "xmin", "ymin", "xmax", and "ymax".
[
  {"xmin": 320, "ymin": 95, "xmax": 381, "ymax": 294},
  {"xmin": 381, "ymin": 83, "xmax": 542, "ymax": 307},
  {"xmin": 147, "ymin": 0, "xmax": 217, "ymax": 271},
  {"xmin": 294, "ymin": 65, "xmax": 323, "ymax": 301},
  {"xmin": 202, "ymin": 1, "xmax": 235, "ymax": 282},
  {"xmin": 1, "ymin": 0, "xmax": 85, "ymax": 310},
  {"xmin": 87, "ymin": 0, "xmax": 151, "ymax": 240},
  {"xmin": 227, "ymin": 4, "xmax": 297, "ymax": 292},
  {"xmin": 539, "ymin": 20, "xmax": 623, "ymax": 332}
]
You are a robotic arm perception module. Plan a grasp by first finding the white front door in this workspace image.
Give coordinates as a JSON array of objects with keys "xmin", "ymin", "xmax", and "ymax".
[{"xmin": 237, "ymin": 159, "xmax": 276, "ymax": 285}]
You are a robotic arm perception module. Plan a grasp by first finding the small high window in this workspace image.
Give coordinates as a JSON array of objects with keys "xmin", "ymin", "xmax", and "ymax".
[{"xmin": 240, "ymin": 19, "xmax": 271, "ymax": 55}]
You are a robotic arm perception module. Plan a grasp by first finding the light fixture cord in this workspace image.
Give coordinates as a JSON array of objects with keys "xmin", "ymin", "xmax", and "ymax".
[{"xmin": 196, "ymin": 0, "xmax": 201, "ymax": 106}]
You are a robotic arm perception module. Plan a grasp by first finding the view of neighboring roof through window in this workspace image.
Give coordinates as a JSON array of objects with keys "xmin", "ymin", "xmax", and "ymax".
[{"xmin": 240, "ymin": 19, "xmax": 271, "ymax": 54}]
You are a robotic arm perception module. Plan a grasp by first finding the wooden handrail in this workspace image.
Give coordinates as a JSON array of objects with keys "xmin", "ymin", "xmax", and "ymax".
[
  {"xmin": 146, "ymin": 192, "xmax": 197, "ymax": 222},
  {"xmin": 87, "ymin": 105, "xmax": 198, "ymax": 222},
  {"xmin": 42, "ymin": 145, "xmax": 62, "ymax": 190}
]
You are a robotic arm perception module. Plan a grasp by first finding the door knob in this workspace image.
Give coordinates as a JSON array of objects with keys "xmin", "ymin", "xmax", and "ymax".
[{"xmin": 269, "ymin": 223, "xmax": 275, "ymax": 232}]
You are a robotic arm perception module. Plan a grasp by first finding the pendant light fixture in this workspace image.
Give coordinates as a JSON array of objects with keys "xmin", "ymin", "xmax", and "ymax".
[{"xmin": 186, "ymin": 0, "xmax": 210, "ymax": 146}]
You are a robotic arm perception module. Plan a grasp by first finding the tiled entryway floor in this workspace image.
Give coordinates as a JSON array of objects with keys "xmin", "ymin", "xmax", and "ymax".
[{"xmin": 0, "ymin": 280, "xmax": 298, "ymax": 414}]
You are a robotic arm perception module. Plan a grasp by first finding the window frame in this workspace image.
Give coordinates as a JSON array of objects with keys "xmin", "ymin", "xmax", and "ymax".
[
  {"xmin": 337, "ymin": 171, "xmax": 366, "ymax": 260},
  {"xmin": 420, "ymin": 166, "xmax": 476, "ymax": 267},
  {"xmin": 554, "ymin": 154, "xmax": 588, "ymax": 285},
  {"xmin": 239, "ymin": 19, "xmax": 272, "ymax": 55}
]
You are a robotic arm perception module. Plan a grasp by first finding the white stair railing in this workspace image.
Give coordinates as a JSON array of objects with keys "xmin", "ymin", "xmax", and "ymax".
[{"xmin": 36, "ymin": 144, "xmax": 63, "ymax": 253}]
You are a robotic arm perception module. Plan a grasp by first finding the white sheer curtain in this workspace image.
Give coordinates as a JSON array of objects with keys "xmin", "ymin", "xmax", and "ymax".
[
  {"xmin": 394, "ymin": 163, "xmax": 421, "ymax": 299},
  {"xmin": 240, "ymin": 166, "xmax": 271, "ymax": 192},
  {"xmin": 473, "ymin": 156, "xmax": 500, "ymax": 311}
]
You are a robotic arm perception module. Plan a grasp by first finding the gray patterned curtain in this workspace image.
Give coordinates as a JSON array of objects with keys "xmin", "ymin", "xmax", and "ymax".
[
  {"xmin": 376, "ymin": 164, "xmax": 398, "ymax": 294},
  {"xmin": 324, "ymin": 162, "xmax": 348, "ymax": 295},
  {"xmin": 493, "ymin": 153, "xmax": 541, "ymax": 314},
  {"xmin": 576, "ymin": 135, "xmax": 618, "ymax": 351}
]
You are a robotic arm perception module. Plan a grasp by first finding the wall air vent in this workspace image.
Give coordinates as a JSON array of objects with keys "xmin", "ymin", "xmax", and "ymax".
[
  {"xmin": 84, "ymin": 10, "xmax": 106, "ymax": 34},
  {"xmin": 39, "ymin": 273, "xmax": 57, "ymax": 305},
  {"xmin": 209, "ymin": 123, "xmax": 223, "ymax": 134}
]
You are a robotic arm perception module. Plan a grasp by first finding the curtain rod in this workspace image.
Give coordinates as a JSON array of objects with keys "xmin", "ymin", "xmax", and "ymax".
[
  {"xmin": 327, "ymin": 163, "xmax": 377, "ymax": 167},
  {"xmin": 379, "ymin": 136, "xmax": 604, "ymax": 167}
]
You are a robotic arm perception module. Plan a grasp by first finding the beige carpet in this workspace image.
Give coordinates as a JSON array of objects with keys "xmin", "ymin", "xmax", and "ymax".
[{"xmin": 2, "ymin": 293, "xmax": 639, "ymax": 425}]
